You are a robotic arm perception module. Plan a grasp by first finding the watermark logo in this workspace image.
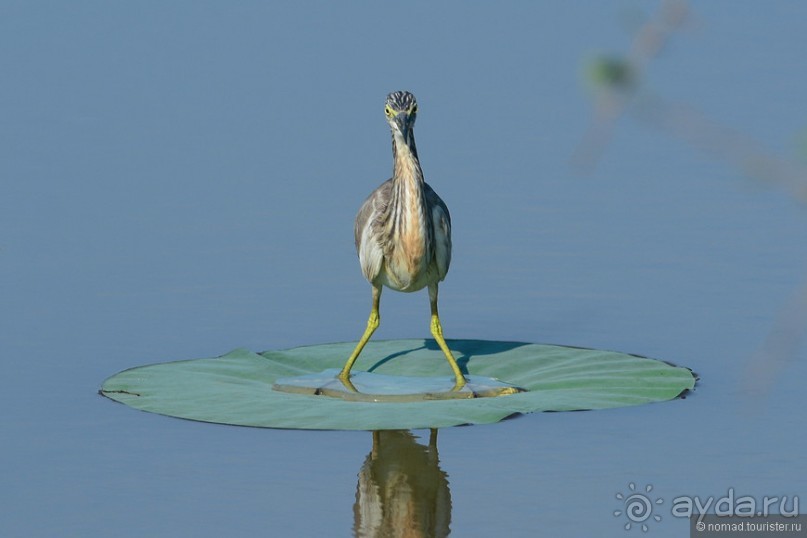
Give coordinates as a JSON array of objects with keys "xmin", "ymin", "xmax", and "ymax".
[
  {"xmin": 614, "ymin": 482, "xmax": 664, "ymax": 532},
  {"xmin": 614, "ymin": 483, "xmax": 800, "ymax": 533},
  {"xmin": 672, "ymin": 488, "xmax": 799, "ymax": 523}
]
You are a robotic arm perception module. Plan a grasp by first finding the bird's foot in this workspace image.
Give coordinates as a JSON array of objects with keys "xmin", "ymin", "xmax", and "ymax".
[
  {"xmin": 336, "ymin": 372, "xmax": 358, "ymax": 393},
  {"xmin": 450, "ymin": 376, "xmax": 467, "ymax": 392}
]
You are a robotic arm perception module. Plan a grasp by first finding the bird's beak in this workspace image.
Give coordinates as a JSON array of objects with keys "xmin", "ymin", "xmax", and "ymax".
[{"xmin": 393, "ymin": 112, "xmax": 413, "ymax": 142}]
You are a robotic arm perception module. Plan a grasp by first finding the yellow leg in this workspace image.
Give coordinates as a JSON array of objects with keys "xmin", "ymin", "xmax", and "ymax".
[
  {"xmin": 339, "ymin": 285, "xmax": 381, "ymax": 384},
  {"xmin": 429, "ymin": 284, "xmax": 466, "ymax": 390}
]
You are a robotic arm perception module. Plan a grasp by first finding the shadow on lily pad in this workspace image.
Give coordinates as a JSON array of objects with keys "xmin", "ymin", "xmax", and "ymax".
[
  {"xmin": 367, "ymin": 340, "xmax": 531, "ymax": 374},
  {"xmin": 99, "ymin": 339, "xmax": 697, "ymax": 430}
]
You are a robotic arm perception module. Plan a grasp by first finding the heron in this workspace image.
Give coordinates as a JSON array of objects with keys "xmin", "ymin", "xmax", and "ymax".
[{"xmin": 337, "ymin": 91, "xmax": 466, "ymax": 390}]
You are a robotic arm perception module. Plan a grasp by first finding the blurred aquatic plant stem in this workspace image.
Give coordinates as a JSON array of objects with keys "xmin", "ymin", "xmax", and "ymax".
[{"xmin": 571, "ymin": 0, "xmax": 807, "ymax": 398}]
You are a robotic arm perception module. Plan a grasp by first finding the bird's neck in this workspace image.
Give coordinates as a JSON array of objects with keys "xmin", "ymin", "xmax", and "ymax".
[
  {"xmin": 391, "ymin": 133, "xmax": 424, "ymax": 187},
  {"xmin": 387, "ymin": 132, "xmax": 432, "ymax": 268}
]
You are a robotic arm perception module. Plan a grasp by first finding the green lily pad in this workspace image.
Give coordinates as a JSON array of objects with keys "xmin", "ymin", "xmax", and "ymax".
[
  {"xmin": 272, "ymin": 369, "xmax": 524, "ymax": 401},
  {"xmin": 99, "ymin": 339, "xmax": 696, "ymax": 430}
]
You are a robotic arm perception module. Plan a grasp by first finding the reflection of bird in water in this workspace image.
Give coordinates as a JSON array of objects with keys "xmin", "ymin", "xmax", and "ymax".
[
  {"xmin": 338, "ymin": 91, "xmax": 466, "ymax": 390},
  {"xmin": 353, "ymin": 430, "xmax": 450, "ymax": 538}
]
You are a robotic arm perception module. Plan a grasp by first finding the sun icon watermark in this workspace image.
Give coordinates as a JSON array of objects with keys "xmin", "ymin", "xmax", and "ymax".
[{"xmin": 614, "ymin": 482, "xmax": 664, "ymax": 532}]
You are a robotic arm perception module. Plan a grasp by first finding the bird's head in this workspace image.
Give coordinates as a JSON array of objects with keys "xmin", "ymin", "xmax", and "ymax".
[{"xmin": 385, "ymin": 91, "xmax": 418, "ymax": 145}]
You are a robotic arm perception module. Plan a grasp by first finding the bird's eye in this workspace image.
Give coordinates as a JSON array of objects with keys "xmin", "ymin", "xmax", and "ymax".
[
  {"xmin": 411, "ymin": 105, "xmax": 418, "ymax": 114},
  {"xmin": 385, "ymin": 105, "xmax": 393, "ymax": 117}
]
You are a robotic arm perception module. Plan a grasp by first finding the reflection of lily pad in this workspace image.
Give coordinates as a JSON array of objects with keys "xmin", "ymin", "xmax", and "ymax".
[{"xmin": 99, "ymin": 339, "xmax": 696, "ymax": 430}]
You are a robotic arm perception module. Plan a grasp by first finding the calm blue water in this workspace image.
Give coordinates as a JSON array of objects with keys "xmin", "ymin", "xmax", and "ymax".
[{"xmin": 2, "ymin": 2, "xmax": 806, "ymax": 536}]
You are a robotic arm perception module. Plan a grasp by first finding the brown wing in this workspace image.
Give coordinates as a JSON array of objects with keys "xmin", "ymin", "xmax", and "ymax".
[
  {"xmin": 425, "ymin": 183, "xmax": 452, "ymax": 281},
  {"xmin": 354, "ymin": 179, "xmax": 393, "ymax": 282}
]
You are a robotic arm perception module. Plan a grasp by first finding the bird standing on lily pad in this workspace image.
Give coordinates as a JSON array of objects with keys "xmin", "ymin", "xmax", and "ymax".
[{"xmin": 338, "ymin": 91, "xmax": 466, "ymax": 390}]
